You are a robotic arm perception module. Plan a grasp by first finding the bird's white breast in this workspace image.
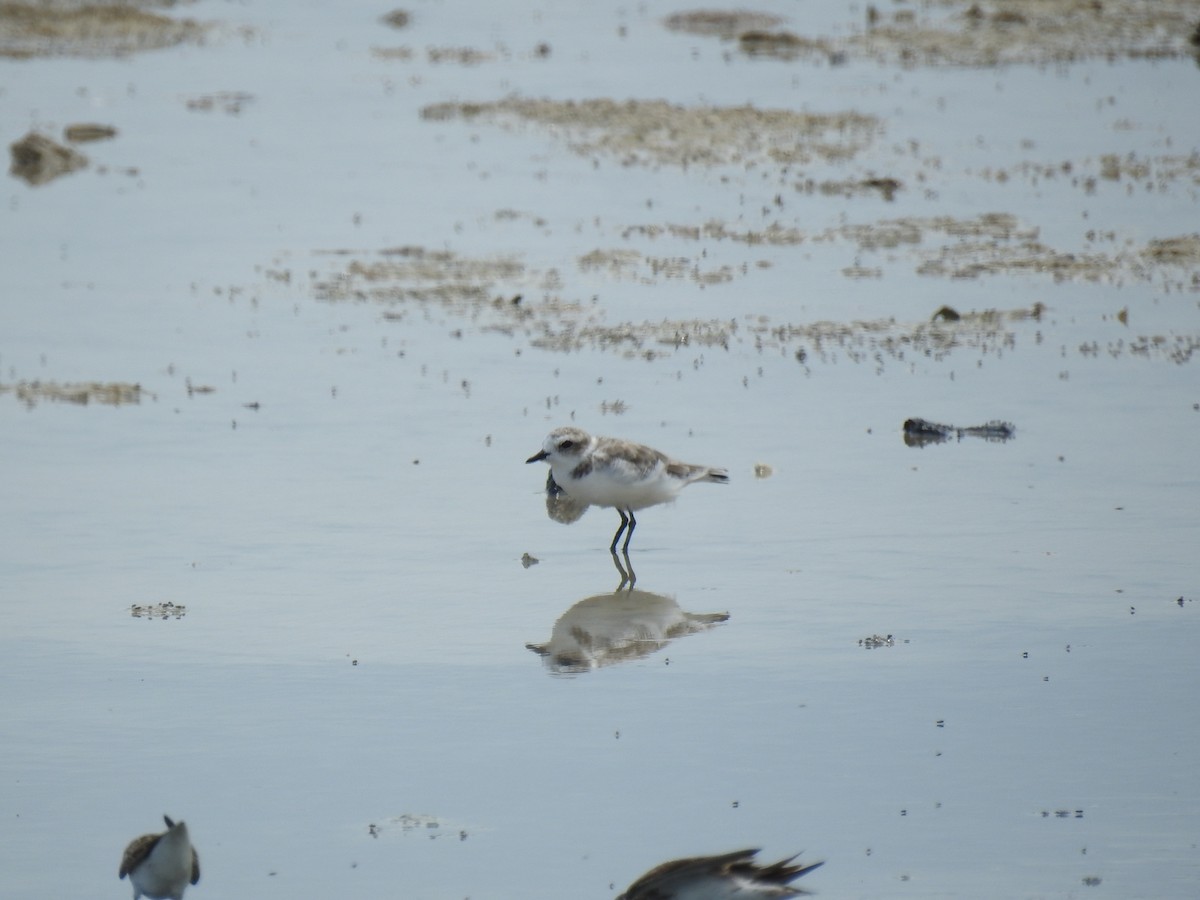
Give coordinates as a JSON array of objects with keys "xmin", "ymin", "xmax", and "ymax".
[{"xmin": 553, "ymin": 457, "xmax": 681, "ymax": 510}]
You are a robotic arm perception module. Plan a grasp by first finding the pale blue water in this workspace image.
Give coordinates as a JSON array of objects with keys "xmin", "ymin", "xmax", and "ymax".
[{"xmin": 1, "ymin": 2, "xmax": 1198, "ymax": 898}]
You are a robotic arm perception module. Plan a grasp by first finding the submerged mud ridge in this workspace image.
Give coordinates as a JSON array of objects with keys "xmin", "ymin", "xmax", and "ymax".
[
  {"xmin": 313, "ymin": 246, "xmax": 562, "ymax": 312},
  {"xmin": 663, "ymin": 10, "xmax": 784, "ymax": 39},
  {"xmin": 621, "ymin": 213, "xmax": 1035, "ymax": 251},
  {"xmin": 311, "ymin": 246, "xmax": 1118, "ymax": 366},
  {"xmin": 420, "ymin": 97, "xmax": 880, "ymax": 168},
  {"xmin": 130, "ymin": 602, "xmax": 187, "ymax": 620},
  {"xmin": 852, "ymin": 0, "xmax": 1199, "ymax": 66},
  {"xmin": 978, "ymin": 151, "xmax": 1200, "ymax": 197},
  {"xmin": 310, "ymin": 241, "xmax": 1200, "ymax": 366},
  {"xmin": 0, "ymin": 380, "xmax": 145, "ymax": 408},
  {"xmin": 624, "ymin": 214, "xmax": 1200, "ymax": 290},
  {"xmin": 577, "ymin": 248, "xmax": 738, "ymax": 287},
  {"xmin": 667, "ymin": 0, "xmax": 1200, "ymax": 66},
  {"xmin": 0, "ymin": 1, "xmax": 208, "ymax": 59},
  {"xmin": 913, "ymin": 231, "xmax": 1200, "ymax": 286}
]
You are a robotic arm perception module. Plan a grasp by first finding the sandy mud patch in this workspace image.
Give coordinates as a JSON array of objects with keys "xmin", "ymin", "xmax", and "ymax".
[
  {"xmin": 9, "ymin": 132, "xmax": 88, "ymax": 185},
  {"xmin": 63, "ymin": 123, "xmax": 118, "ymax": 143},
  {"xmin": 665, "ymin": 1, "xmax": 1200, "ymax": 66},
  {"xmin": 130, "ymin": 602, "xmax": 187, "ymax": 620},
  {"xmin": 420, "ymin": 97, "xmax": 880, "ymax": 168},
  {"xmin": 307, "ymin": 243, "xmax": 1073, "ymax": 366},
  {"xmin": 852, "ymin": 0, "xmax": 1199, "ymax": 66},
  {"xmin": 663, "ymin": 10, "xmax": 784, "ymax": 39},
  {"xmin": 307, "ymin": 237, "xmax": 1200, "ymax": 367},
  {"xmin": 623, "ymin": 213, "xmax": 1200, "ymax": 291},
  {"xmin": 1, "ymin": 381, "xmax": 146, "ymax": 407},
  {"xmin": 0, "ymin": 1, "xmax": 208, "ymax": 58},
  {"xmin": 185, "ymin": 92, "xmax": 255, "ymax": 115}
]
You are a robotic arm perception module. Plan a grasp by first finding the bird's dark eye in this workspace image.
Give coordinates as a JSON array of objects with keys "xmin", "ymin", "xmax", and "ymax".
[{"xmin": 559, "ymin": 440, "xmax": 574, "ymax": 450}]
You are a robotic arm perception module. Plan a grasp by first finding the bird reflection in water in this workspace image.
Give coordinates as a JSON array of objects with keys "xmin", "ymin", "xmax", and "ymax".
[
  {"xmin": 526, "ymin": 584, "xmax": 729, "ymax": 674},
  {"xmin": 611, "ymin": 547, "xmax": 636, "ymax": 590}
]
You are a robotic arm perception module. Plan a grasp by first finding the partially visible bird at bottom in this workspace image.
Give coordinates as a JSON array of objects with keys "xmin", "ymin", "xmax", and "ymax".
[
  {"xmin": 119, "ymin": 815, "xmax": 200, "ymax": 900},
  {"xmin": 616, "ymin": 848, "xmax": 823, "ymax": 899}
]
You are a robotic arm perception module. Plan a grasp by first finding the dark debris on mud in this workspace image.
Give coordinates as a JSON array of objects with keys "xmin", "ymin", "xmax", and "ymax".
[
  {"xmin": 9, "ymin": 132, "xmax": 88, "ymax": 186},
  {"xmin": 902, "ymin": 418, "xmax": 1016, "ymax": 447}
]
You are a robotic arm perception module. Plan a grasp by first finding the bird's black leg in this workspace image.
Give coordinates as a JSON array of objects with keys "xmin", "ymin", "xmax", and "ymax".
[
  {"xmin": 610, "ymin": 509, "xmax": 630, "ymax": 553},
  {"xmin": 621, "ymin": 509, "xmax": 637, "ymax": 552}
]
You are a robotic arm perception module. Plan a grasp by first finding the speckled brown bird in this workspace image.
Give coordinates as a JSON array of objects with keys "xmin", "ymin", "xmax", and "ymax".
[
  {"xmin": 527, "ymin": 427, "xmax": 728, "ymax": 551},
  {"xmin": 118, "ymin": 815, "xmax": 200, "ymax": 900}
]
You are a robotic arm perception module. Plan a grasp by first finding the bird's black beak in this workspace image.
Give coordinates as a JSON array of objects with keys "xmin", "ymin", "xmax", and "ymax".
[{"xmin": 526, "ymin": 450, "xmax": 549, "ymax": 464}]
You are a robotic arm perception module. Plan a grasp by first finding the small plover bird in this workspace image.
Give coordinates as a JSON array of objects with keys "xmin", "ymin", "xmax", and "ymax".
[
  {"xmin": 119, "ymin": 815, "xmax": 200, "ymax": 900},
  {"xmin": 617, "ymin": 848, "xmax": 823, "ymax": 899},
  {"xmin": 526, "ymin": 427, "xmax": 728, "ymax": 552}
]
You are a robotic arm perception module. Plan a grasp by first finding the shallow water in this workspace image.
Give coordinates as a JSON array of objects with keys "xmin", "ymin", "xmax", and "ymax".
[{"xmin": 2, "ymin": 1, "xmax": 1198, "ymax": 898}]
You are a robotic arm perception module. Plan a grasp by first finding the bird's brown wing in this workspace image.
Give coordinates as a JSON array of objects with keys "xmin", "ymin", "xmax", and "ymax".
[
  {"xmin": 118, "ymin": 833, "xmax": 160, "ymax": 880},
  {"xmin": 592, "ymin": 440, "xmax": 671, "ymax": 483}
]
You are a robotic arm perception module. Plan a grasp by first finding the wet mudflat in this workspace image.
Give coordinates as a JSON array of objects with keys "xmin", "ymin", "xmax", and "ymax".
[{"xmin": 1, "ymin": 1, "xmax": 1198, "ymax": 898}]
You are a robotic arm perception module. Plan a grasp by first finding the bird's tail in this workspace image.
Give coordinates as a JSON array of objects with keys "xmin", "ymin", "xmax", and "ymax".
[{"xmin": 667, "ymin": 462, "xmax": 730, "ymax": 484}]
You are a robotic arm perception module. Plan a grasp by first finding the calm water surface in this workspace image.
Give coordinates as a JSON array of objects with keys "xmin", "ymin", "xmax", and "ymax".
[{"xmin": 1, "ymin": 1, "xmax": 1198, "ymax": 898}]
